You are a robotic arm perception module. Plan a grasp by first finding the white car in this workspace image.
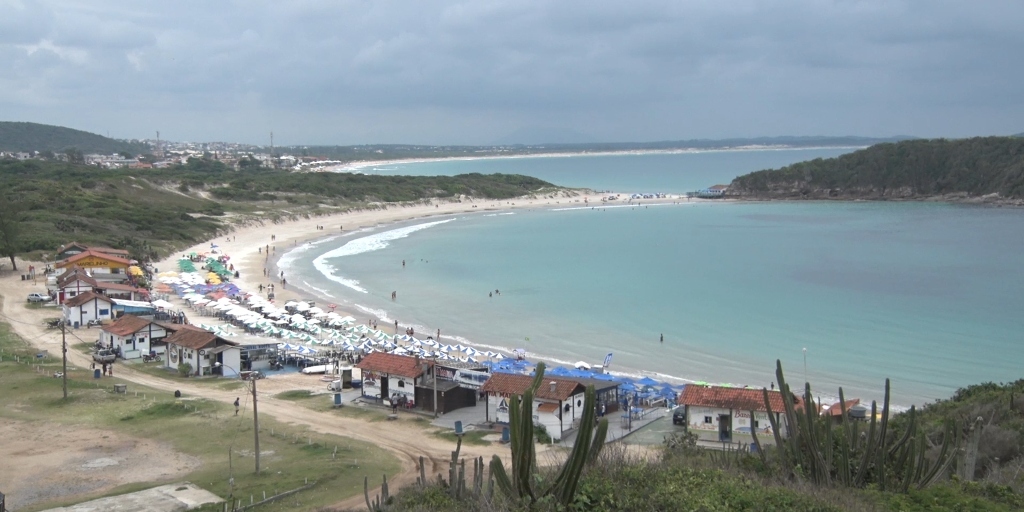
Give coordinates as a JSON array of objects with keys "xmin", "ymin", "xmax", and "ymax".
[{"xmin": 27, "ymin": 293, "xmax": 52, "ymax": 303}]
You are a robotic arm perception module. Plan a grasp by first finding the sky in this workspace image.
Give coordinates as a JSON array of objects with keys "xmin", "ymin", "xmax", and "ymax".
[{"xmin": 2, "ymin": 0, "xmax": 1022, "ymax": 145}]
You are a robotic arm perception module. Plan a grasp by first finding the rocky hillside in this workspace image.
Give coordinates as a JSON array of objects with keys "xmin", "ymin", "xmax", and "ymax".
[{"xmin": 728, "ymin": 137, "xmax": 1024, "ymax": 203}]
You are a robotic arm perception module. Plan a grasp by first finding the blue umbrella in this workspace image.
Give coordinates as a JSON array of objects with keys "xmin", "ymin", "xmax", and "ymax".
[
  {"xmin": 637, "ymin": 376, "xmax": 659, "ymax": 387},
  {"xmin": 619, "ymin": 382, "xmax": 637, "ymax": 392}
]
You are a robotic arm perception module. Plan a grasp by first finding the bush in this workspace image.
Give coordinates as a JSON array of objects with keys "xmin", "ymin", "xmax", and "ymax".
[{"xmin": 177, "ymin": 362, "xmax": 192, "ymax": 377}]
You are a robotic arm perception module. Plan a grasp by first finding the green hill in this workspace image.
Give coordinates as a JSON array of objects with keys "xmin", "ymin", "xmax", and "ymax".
[
  {"xmin": 0, "ymin": 157, "xmax": 559, "ymax": 263},
  {"xmin": 727, "ymin": 137, "xmax": 1024, "ymax": 202},
  {"xmin": 0, "ymin": 121, "xmax": 149, "ymax": 155}
]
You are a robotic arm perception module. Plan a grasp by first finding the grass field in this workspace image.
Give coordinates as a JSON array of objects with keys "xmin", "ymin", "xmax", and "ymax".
[{"xmin": 0, "ymin": 320, "xmax": 400, "ymax": 511}]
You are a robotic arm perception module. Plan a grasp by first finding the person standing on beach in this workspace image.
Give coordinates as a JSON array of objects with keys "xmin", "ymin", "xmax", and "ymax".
[
  {"xmin": 660, "ymin": 333, "xmax": 664, "ymax": 343},
  {"xmin": 234, "ymin": 397, "xmax": 240, "ymax": 415},
  {"xmin": 402, "ymin": 260, "xmax": 405, "ymax": 268}
]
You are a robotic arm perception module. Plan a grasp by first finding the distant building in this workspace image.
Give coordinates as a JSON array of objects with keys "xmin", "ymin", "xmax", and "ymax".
[
  {"xmin": 355, "ymin": 352, "xmax": 428, "ymax": 408},
  {"xmin": 62, "ymin": 291, "xmax": 114, "ymax": 327},
  {"xmin": 100, "ymin": 314, "xmax": 168, "ymax": 359},
  {"xmin": 481, "ymin": 373, "xmax": 621, "ymax": 441},
  {"xmin": 163, "ymin": 325, "xmax": 240, "ymax": 377},
  {"xmin": 676, "ymin": 385, "xmax": 792, "ymax": 442},
  {"xmin": 695, "ymin": 184, "xmax": 729, "ymax": 198},
  {"xmin": 56, "ymin": 242, "xmax": 131, "ymax": 262},
  {"xmin": 55, "ymin": 249, "xmax": 131, "ymax": 280}
]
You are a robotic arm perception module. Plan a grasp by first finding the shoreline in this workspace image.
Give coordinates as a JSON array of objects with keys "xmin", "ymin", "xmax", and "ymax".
[
  {"xmin": 157, "ymin": 194, "xmax": 719, "ymax": 381},
  {"xmin": 156, "ymin": 193, "xmax": 697, "ymax": 331},
  {"xmin": 324, "ymin": 145, "xmax": 868, "ymax": 173}
]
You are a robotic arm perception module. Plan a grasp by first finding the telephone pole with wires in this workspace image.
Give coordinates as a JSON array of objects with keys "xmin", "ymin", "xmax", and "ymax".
[{"xmin": 60, "ymin": 320, "xmax": 68, "ymax": 399}]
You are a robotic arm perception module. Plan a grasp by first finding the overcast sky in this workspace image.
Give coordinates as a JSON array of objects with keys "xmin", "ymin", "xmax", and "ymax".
[{"xmin": 2, "ymin": 0, "xmax": 1022, "ymax": 145}]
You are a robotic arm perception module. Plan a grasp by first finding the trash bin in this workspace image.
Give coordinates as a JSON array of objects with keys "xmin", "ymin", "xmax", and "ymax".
[
  {"xmin": 94, "ymin": 369, "xmax": 101, "ymax": 379},
  {"xmin": 334, "ymin": 393, "xmax": 342, "ymax": 407},
  {"xmin": 501, "ymin": 426, "xmax": 510, "ymax": 443},
  {"xmin": 455, "ymin": 420, "xmax": 464, "ymax": 435}
]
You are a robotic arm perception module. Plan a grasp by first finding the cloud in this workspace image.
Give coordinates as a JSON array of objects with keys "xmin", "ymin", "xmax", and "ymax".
[{"xmin": 1, "ymin": 0, "xmax": 1022, "ymax": 144}]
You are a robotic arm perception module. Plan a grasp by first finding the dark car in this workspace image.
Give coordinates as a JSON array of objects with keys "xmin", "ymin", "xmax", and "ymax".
[{"xmin": 672, "ymin": 407, "xmax": 686, "ymax": 425}]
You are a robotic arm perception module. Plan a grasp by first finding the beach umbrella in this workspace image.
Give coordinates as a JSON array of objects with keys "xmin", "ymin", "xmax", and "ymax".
[
  {"xmin": 573, "ymin": 361, "xmax": 591, "ymax": 370},
  {"xmin": 637, "ymin": 376, "xmax": 659, "ymax": 387}
]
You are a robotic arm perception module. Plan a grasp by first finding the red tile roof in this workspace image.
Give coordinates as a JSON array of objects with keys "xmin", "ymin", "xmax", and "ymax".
[
  {"xmin": 355, "ymin": 352, "xmax": 426, "ymax": 379},
  {"xmin": 94, "ymin": 282, "xmax": 142, "ymax": 293},
  {"xmin": 678, "ymin": 385, "xmax": 787, "ymax": 413},
  {"xmin": 59, "ymin": 242, "xmax": 130, "ymax": 256},
  {"xmin": 57, "ymin": 267, "xmax": 98, "ymax": 288},
  {"xmin": 481, "ymin": 373, "xmax": 584, "ymax": 401},
  {"xmin": 825, "ymin": 398, "xmax": 860, "ymax": 417},
  {"xmin": 164, "ymin": 326, "xmax": 237, "ymax": 350},
  {"xmin": 63, "ymin": 291, "xmax": 112, "ymax": 308},
  {"xmin": 101, "ymin": 315, "xmax": 154, "ymax": 337},
  {"xmin": 57, "ymin": 250, "xmax": 131, "ymax": 268}
]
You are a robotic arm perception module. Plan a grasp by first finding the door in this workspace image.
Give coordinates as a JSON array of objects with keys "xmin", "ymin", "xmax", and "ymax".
[
  {"xmin": 718, "ymin": 414, "xmax": 732, "ymax": 442},
  {"xmin": 380, "ymin": 376, "xmax": 390, "ymax": 401}
]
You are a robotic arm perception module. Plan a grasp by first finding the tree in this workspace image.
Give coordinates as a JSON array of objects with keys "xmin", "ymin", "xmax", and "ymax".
[{"xmin": 0, "ymin": 195, "xmax": 25, "ymax": 271}]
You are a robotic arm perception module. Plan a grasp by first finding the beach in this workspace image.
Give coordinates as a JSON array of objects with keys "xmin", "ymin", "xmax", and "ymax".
[
  {"xmin": 155, "ymin": 192, "xmax": 688, "ymax": 339},
  {"xmin": 325, "ymin": 145, "xmax": 867, "ymax": 173}
]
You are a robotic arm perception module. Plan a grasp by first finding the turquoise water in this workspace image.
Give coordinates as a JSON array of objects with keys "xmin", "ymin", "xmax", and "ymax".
[{"xmin": 282, "ymin": 151, "xmax": 1024, "ymax": 407}]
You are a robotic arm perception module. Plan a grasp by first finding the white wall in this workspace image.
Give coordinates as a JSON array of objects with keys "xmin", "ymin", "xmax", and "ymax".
[
  {"xmin": 62, "ymin": 299, "xmax": 113, "ymax": 327},
  {"xmin": 387, "ymin": 376, "xmax": 416, "ymax": 405},
  {"xmin": 222, "ymin": 349, "xmax": 241, "ymax": 378}
]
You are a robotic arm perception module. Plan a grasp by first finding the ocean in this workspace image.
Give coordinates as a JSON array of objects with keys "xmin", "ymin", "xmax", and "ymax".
[{"xmin": 280, "ymin": 149, "xmax": 1024, "ymax": 407}]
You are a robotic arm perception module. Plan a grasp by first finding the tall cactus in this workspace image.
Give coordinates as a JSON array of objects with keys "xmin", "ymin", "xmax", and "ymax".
[
  {"xmin": 490, "ymin": 362, "xmax": 609, "ymax": 507},
  {"xmin": 762, "ymin": 359, "xmax": 960, "ymax": 492},
  {"xmin": 364, "ymin": 474, "xmax": 391, "ymax": 511}
]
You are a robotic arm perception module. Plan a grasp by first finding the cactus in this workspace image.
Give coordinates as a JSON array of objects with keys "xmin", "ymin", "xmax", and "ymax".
[
  {"xmin": 490, "ymin": 362, "xmax": 609, "ymax": 507},
  {"xmin": 364, "ymin": 474, "xmax": 391, "ymax": 511},
  {"xmin": 447, "ymin": 436, "xmax": 463, "ymax": 498},
  {"xmin": 763, "ymin": 360, "xmax": 960, "ymax": 492}
]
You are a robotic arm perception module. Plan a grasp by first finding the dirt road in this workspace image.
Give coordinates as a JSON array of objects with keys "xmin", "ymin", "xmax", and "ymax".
[{"xmin": 0, "ymin": 261, "xmax": 520, "ymax": 511}]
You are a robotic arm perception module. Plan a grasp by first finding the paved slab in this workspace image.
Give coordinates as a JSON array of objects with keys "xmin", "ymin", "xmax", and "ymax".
[{"xmin": 39, "ymin": 482, "xmax": 222, "ymax": 512}]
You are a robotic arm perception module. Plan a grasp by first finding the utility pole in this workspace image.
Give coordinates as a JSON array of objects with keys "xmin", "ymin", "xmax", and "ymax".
[
  {"xmin": 251, "ymin": 377, "xmax": 261, "ymax": 474},
  {"xmin": 433, "ymin": 358, "xmax": 438, "ymax": 418},
  {"xmin": 61, "ymin": 321, "xmax": 68, "ymax": 399}
]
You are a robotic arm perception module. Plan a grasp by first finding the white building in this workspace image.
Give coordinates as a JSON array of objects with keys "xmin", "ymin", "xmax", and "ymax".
[
  {"xmin": 355, "ymin": 352, "xmax": 428, "ymax": 407},
  {"xmin": 676, "ymin": 385, "xmax": 791, "ymax": 443},
  {"xmin": 481, "ymin": 373, "xmax": 621, "ymax": 441},
  {"xmin": 99, "ymin": 314, "xmax": 168, "ymax": 360},
  {"xmin": 62, "ymin": 291, "xmax": 114, "ymax": 327},
  {"xmin": 163, "ymin": 325, "xmax": 241, "ymax": 377}
]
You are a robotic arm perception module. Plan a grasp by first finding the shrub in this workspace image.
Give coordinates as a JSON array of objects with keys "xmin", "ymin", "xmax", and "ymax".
[{"xmin": 177, "ymin": 362, "xmax": 192, "ymax": 377}]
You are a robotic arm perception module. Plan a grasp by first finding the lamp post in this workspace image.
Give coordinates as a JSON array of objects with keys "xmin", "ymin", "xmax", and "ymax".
[{"xmin": 216, "ymin": 362, "xmax": 260, "ymax": 475}]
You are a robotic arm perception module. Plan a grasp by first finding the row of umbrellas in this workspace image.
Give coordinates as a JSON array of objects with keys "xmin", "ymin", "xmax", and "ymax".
[{"xmin": 158, "ymin": 271, "xmax": 683, "ymax": 394}]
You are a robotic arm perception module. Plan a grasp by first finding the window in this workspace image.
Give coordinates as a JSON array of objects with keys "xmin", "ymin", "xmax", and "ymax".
[
  {"xmin": 397, "ymin": 380, "xmax": 406, "ymax": 388},
  {"xmin": 99, "ymin": 309, "xmax": 109, "ymax": 316},
  {"xmin": 704, "ymin": 416, "xmax": 713, "ymax": 424},
  {"xmin": 753, "ymin": 420, "xmax": 760, "ymax": 429}
]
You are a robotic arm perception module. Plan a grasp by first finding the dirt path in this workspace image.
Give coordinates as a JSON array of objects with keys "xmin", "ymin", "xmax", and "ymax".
[{"xmin": 0, "ymin": 262, "xmax": 519, "ymax": 510}]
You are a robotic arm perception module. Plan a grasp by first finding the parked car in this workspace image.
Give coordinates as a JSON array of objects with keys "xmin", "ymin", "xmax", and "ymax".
[
  {"xmin": 93, "ymin": 349, "xmax": 117, "ymax": 364},
  {"xmin": 672, "ymin": 407, "xmax": 686, "ymax": 426},
  {"xmin": 27, "ymin": 293, "xmax": 52, "ymax": 303}
]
